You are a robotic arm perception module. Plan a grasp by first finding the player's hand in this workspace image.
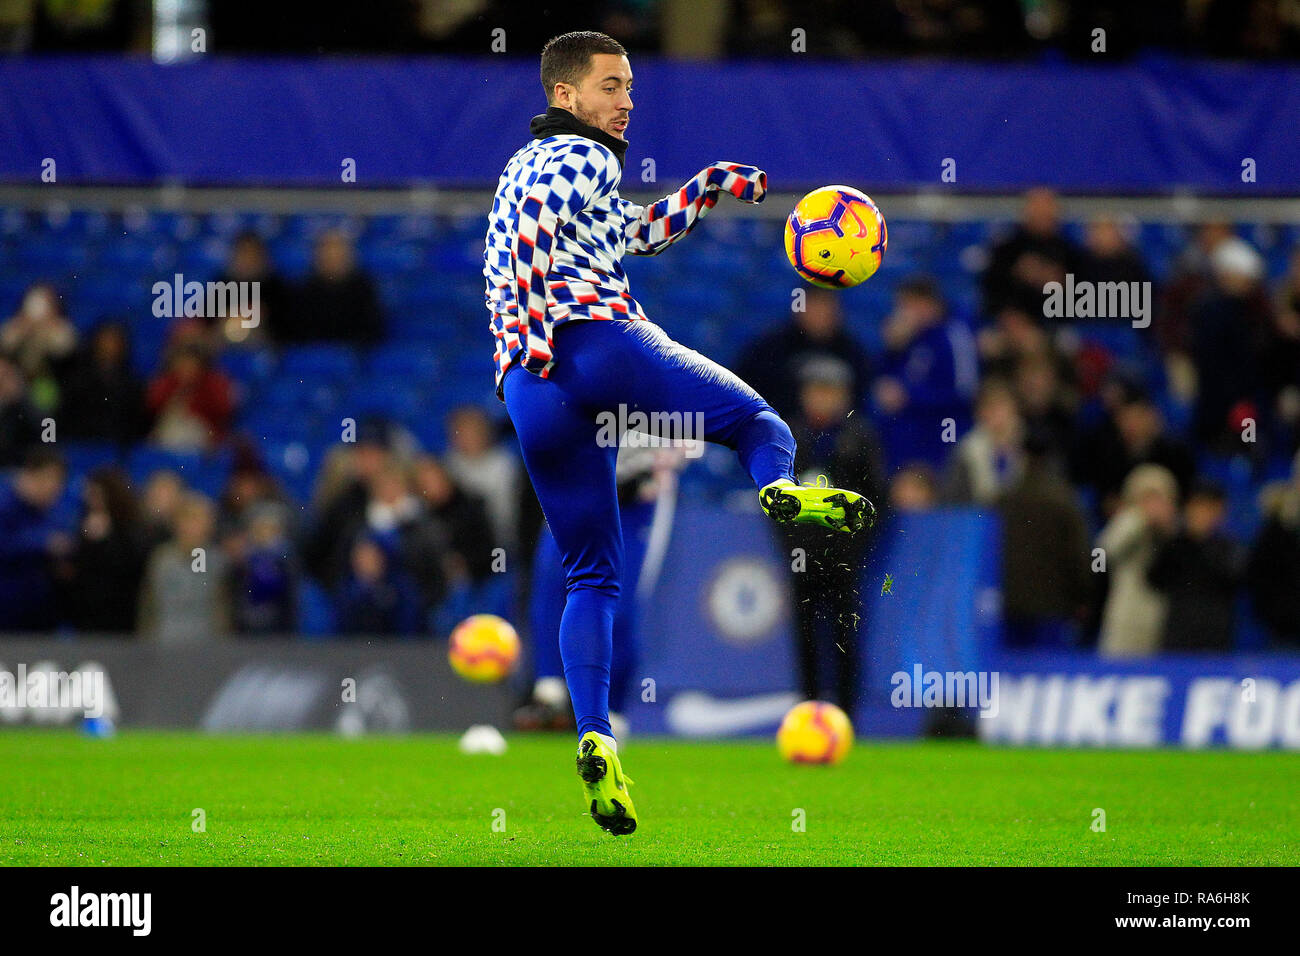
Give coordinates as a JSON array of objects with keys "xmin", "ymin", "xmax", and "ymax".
[{"xmin": 708, "ymin": 163, "xmax": 767, "ymax": 204}]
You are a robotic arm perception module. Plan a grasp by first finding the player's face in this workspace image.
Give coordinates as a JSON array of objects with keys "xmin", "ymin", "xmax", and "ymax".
[{"xmin": 562, "ymin": 53, "xmax": 633, "ymax": 140}]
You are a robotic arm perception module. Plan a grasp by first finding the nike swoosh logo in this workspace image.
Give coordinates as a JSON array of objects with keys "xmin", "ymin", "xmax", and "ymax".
[{"xmin": 665, "ymin": 691, "xmax": 803, "ymax": 736}]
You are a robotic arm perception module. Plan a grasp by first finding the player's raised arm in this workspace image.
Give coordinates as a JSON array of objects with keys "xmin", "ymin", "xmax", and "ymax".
[
  {"xmin": 511, "ymin": 143, "xmax": 620, "ymax": 357},
  {"xmin": 623, "ymin": 161, "xmax": 767, "ymax": 257}
]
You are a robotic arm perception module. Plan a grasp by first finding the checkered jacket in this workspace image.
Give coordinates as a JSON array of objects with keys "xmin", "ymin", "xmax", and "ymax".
[{"xmin": 484, "ymin": 134, "xmax": 767, "ymax": 397}]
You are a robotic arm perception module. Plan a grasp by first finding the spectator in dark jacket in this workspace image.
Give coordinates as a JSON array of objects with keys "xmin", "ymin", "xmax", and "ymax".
[
  {"xmin": 982, "ymin": 188, "xmax": 1083, "ymax": 318},
  {"xmin": 214, "ymin": 231, "xmax": 291, "ymax": 345},
  {"xmin": 0, "ymin": 354, "xmax": 41, "ymax": 468},
  {"xmin": 1075, "ymin": 388, "xmax": 1196, "ymax": 518},
  {"xmin": 53, "ymin": 465, "xmax": 147, "ymax": 633},
  {"xmin": 1013, "ymin": 349, "xmax": 1077, "ymax": 469},
  {"xmin": 359, "ymin": 462, "xmax": 448, "ymax": 615},
  {"xmin": 1000, "ymin": 429, "xmax": 1093, "ymax": 649},
  {"xmin": 412, "ymin": 454, "xmax": 498, "ymax": 587},
  {"xmin": 1076, "ymin": 217, "xmax": 1150, "ymax": 298},
  {"xmin": 736, "ymin": 286, "xmax": 871, "ymax": 418},
  {"xmin": 873, "ymin": 275, "xmax": 978, "ymax": 469},
  {"xmin": 0, "ymin": 449, "xmax": 68, "ymax": 632},
  {"xmin": 1188, "ymin": 238, "xmax": 1272, "ymax": 451},
  {"xmin": 57, "ymin": 321, "xmax": 148, "ymax": 445},
  {"xmin": 286, "ymin": 230, "xmax": 384, "ymax": 346},
  {"xmin": 780, "ymin": 357, "xmax": 887, "ymax": 712},
  {"xmin": 302, "ymin": 421, "xmax": 397, "ymax": 589},
  {"xmin": 1148, "ymin": 481, "xmax": 1244, "ymax": 652},
  {"xmin": 1248, "ymin": 454, "xmax": 1300, "ymax": 647}
]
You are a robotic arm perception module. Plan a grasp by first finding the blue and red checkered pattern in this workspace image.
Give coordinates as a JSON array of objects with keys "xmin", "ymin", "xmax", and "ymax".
[{"xmin": 484, "ymin": 132, "xmax": 766, "ymax": 397}]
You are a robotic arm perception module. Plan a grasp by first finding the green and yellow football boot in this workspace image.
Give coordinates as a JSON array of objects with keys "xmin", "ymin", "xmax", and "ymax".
[
  {"xmin": 759, "ymin": 475, "xmax": 876, "ymax": 534},
  {"xmin": 575, "ymin": 731, "xmax": 637, "ymax": 836}
]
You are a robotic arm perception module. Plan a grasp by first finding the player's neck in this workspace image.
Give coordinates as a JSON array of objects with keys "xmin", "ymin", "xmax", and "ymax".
[{"xmin": 529, "ymin": 106, "xmax": 628, "ymax": 168}]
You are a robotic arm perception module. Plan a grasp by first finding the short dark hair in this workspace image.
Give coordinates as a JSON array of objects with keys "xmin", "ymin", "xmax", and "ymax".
[
  {"xmin": 897, "ymin": 274, "xmax": 942, "ymax": 303},
  {"xmin": 540, "ymin": 31, "xmax": 627, "ymax": 105},
  {"xmin": 22, "ymin": 446, "xmax": 65, "ymax": 474},
  {"xmin": 1188, "ymin": 478, "xmax": 1227, "ymax": 504}
]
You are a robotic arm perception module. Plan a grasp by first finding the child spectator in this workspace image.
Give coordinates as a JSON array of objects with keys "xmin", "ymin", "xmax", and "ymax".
[
  {"xmin": 229, "ymin": 502, "xmax": 298, "ymax": 635},
  {"xmin": 942, "ymin": 377, "xmax": 1025, "ymax": 506},
  {"xmin": 138, "ymin": 493, "xmax": 231, "ymax": 644},
  {"xmin": 335, "ymin": 536, "xmax": 422, "ymax": 636}
]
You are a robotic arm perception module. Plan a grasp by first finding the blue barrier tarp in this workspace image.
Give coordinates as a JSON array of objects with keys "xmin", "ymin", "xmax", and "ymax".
[{"xmin": 1, "ymin": 55, "xmax": 1297, "ymax": 191}]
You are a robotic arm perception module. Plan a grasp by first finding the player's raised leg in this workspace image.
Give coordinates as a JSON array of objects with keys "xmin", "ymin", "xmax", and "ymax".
[{"xmin": 554, "ymin": 318, "xmax": 876, "ymax": 533}]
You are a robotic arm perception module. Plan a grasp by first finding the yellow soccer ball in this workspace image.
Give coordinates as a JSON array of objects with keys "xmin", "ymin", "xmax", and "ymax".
[
  {"xmin": 448, "ymin": 614, "xmax": 521, "ymax": 683},
  {"xmin": 784, "ymin": 185, "xmax": 887, "ymax": 289},
  {"xmin": 777, "ymin": 700, "xmax": 854, "ymax": 765}
]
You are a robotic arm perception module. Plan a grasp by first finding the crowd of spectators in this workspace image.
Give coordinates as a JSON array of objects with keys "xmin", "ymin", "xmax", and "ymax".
[
  {"xmin": 6, "ymin": 1, "xmax": 1298, "ymax": 61},
  {"xmin": 0, "ymin": 228, "xmax": 508, "ymax": 640},
  {"xmin": 737, "ymin": 190, "xmax": 1300, "ymax": 655},
  {"xmin": 0, "ymin": 194, "xmax": 1298, "ymax": 657}
]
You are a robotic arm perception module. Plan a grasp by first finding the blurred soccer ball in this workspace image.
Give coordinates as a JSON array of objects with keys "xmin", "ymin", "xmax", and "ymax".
[
  {"xmin": 448, "ymin": 614, "xmax": 520, "ymax": 683},
  {"xmin": 777, "ymin": 700, "xmax": 854, "ymax": 765},
  {"xmin": 784, "ymin": 185, "xmax": 887, "ymax": 289},
  {"xmin": 458, "ymin": 724, "xmax": 508, "ymax": 755}
]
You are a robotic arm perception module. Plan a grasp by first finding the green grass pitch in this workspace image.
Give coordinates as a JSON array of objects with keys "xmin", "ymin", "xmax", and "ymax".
[{"xmin": 2, "ymin": 730, "xmax": 1296, "ymax": 866}]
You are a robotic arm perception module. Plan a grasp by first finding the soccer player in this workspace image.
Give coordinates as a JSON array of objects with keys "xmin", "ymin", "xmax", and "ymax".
[{"xmin": 484, "ymin": 31, "xmax": 875, "ymax": 835}]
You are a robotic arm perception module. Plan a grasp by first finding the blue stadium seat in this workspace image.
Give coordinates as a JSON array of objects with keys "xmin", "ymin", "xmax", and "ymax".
[
  {"xmin": 58, "ymin": 441, "xmax": 124, "ymax": 477},
  {"xmin": 18, "ymin": 236, "xmax": 93, "ymax": 272},
  {"xmin": 278, "ymin": 344, "xmax": 361, "ymax": 382},
  {"xmin": 258, "ymin": 438, "xmax": 321, "ymax": 503},
  {"xmin": 217, "ymin": 347, "xmax": 279, "ymax": 389},
  {"xmin": 365, "ymin": 343, "xmax": 441, "ymax": 381},
  {"xmin": 126, "ymin": 446, "xmax": 234, "ymax": 499},
  {"xmin": 297, "ymin": 577, "xmax": 337, "ymax": 638},
  {"xmin": 359, "ymin": 239, "xmax": 422, "ymax": 274}
]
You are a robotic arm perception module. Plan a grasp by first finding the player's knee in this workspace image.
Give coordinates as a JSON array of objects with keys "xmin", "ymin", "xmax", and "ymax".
[
  {"xmin": 743, "ymin": 405, "xmax": 795, "ymax": 452},
  {"xmin": 565, "ymin": 570, "xmax": 622, "ymax": 601}
]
